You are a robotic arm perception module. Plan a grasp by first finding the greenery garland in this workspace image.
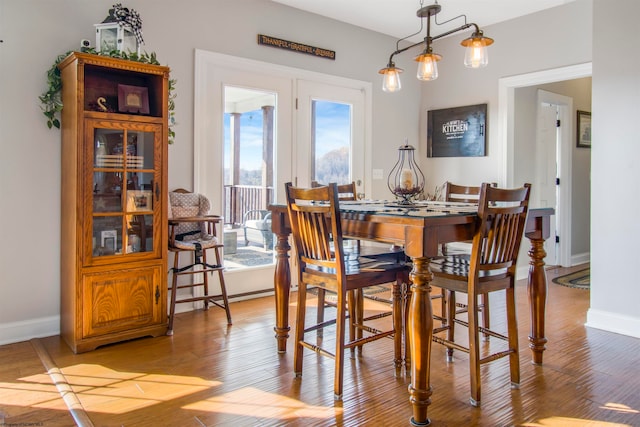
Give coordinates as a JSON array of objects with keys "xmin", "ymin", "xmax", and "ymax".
[{"xmin": 39, "ymin": 48, "xmax": 177, "ymax": 144}]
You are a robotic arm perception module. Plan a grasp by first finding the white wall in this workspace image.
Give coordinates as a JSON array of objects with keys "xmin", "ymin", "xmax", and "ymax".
[
  {"xmin": 587, "ymin": 0, "xmax": 640, "ymax": 338},
  {"xmin": 0, "ymin": 0, "xmax": 420, "ymax": 344}
]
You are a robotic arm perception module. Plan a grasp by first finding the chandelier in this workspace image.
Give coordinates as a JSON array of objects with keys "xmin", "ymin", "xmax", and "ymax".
[{"xmin": 378, "ymin": 1, "xmax": 494, "ymax": 93}]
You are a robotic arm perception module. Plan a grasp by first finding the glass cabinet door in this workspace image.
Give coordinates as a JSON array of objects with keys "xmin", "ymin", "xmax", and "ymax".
[{"xmin": 86, "ymin": 120, "xmax": 162, "ymax": 264}]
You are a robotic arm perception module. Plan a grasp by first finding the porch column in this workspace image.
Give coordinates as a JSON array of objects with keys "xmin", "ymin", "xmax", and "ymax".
[
  {"xmin": 262, "ymin": 105, "xmax": 274, "ymax": 208},
  {"xmin": 230, "ymin": 112, "xmax": 241, "ymax": 186}
]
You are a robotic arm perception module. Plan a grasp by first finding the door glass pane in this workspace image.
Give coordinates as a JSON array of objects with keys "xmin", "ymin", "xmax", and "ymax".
[
  {"xmin": 312, "ymin": 100, "xmax": 351, "ymax": 184},
  {"xmin": 222, "ymin": 86, "xmax": 276, "ymax": 270},
  {"xmin": 128, "ymin": 130, "xmax": 155, "ymax": 169},
  {"xmin": 125, "ymin": 214, "xmax": 153, "ymax": 254},
  {"xmin": 93, "ymin": 216, "xmax": 122, "ymax": 256},
  {"xmin": 92, "ymin": 127, "xmax": 155, "ymax": 258}
]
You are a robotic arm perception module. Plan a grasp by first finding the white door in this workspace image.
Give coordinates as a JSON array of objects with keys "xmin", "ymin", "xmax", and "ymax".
[
  {"xmin": 536, "ymin": 102, "xmax": 559, "ymax": 265},
  {"xmin": 536, "ymin": 90, "xmax": 573, "ymax": 267},
  {"xmin": 295, "ymin": 80, "xmax": 367, "ymax": 197},
  {"xmin": 194, "ymin": 51, "xmax": 292, "ymax": 296}
]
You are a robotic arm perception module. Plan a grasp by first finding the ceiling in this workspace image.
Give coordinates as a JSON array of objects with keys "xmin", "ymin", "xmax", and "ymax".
[{"xmin": 272, "ymin": 0, "xmax": 575, "ymax": 43}]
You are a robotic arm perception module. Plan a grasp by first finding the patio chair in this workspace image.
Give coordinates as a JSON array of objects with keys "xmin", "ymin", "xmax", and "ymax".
[{"xmin": 242, "ymin": 209, "xmax": 273, "ymax": 250}]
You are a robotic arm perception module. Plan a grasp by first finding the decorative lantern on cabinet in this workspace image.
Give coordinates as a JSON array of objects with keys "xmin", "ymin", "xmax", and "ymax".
[
  {"xmin": 95, "ymin": 3, "xmax": 144, "ymax": 54},
  {"xmin": 387, "ymin": 140, "xmax": 425, "ymax": 205}
]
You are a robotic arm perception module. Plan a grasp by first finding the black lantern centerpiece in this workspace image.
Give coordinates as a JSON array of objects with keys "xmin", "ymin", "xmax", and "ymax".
[{"xmin": 387, "ymin": 140, "xmax": 425, "ymax": 205}]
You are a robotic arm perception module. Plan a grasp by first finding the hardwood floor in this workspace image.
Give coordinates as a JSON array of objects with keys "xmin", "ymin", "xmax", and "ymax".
[{"xmin": 1, "ymin": 264, "xmax": 639, "ymax": 426}]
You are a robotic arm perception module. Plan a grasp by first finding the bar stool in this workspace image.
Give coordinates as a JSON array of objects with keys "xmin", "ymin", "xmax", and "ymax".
[{"xmin": 167, "ymin": 189, "xmax": 231, "ymax": 335}]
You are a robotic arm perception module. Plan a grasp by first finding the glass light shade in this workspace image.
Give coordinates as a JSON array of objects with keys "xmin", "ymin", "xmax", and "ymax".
[
  {"xmin": 379, "ymin": 66, "xmax": 403, "ymax": 93},
  {"xmin": 415, "ymin": 52, "xmax": 441, "ymax": 81},
  {"xmin": 461, "ymin": 34, "xmax": 493, "ymax": 68},
  {"xmin": 464, "ymin": 40, "xmax": 488, "ymax": 68}
]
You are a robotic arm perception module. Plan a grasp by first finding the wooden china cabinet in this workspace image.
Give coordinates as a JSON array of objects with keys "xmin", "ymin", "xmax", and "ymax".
[{"xmin": 58, "ymin": 52, "xmax": 169, "ymax": 353}]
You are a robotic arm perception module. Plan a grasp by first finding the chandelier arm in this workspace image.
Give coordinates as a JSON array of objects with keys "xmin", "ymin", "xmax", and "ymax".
[
  {"xmin": 395, "ymin": 24, "xmax": 424, "ymax": 52},
  {"xmin": 434, "ymin": 12, "xmax": 468, "ymax": 27},
  {"xmin": 388, "ymin": 40, "xmax": 427, "ymax": 66},
  {"xmin": 431, "ymin": 23, "xmax": 477, "ymax": 42}
]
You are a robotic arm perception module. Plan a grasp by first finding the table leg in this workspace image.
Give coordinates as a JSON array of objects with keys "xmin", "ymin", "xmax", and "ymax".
[
  {"xmin": 527, "ymin": 237, "xmax": 548, "ymax": 365},
  {"xmin": 407, "ymin": 257, "xmax": 433, "ymax": 426},
  {"xmin": 273, "ymin": 231, "xmax": 291, "ymax": 353}
]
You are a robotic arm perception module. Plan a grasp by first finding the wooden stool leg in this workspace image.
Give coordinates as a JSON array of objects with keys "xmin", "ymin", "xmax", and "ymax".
[
  {"xmin": 214, "ymin": 247, "xmax": 232, "ymax": 325},
  {"xmin": 316, "ymin": 288, "xmax": 326, "ymax": 339},
  {"xmin": 446, "ymin": 290, "xmax": 456, "ymax": 362},
  {"xmin": 346, "ymin": 290, "xmax": 358, "ymax": 357},
  {"xmin": 167, "ymin": 251, "xmax": 180, "ymax": 336},
  {"xmin": 334, "ymin": 289, "xmax": 347, "ymax": 400},
  {"xmin": 481, "ymin": 293, "xmax": 490, "ymax": 341},
  {"xmin": 392, "ymin": 276, "xmax": 403, "ymax": 376},
  {"xmin": 506, "ymin": 286, "xmax": 520, "ymax": 388},
  {"xmin": 294, "ymin": 282, "xmax": 307, "ymax": 378},
  {"xmin": 403, "ymin": 280, "xmax": 411, "ymax": 375},
  {"xmin": 202, "ymin": 250, "xmax": 209, "ymax": 310}
]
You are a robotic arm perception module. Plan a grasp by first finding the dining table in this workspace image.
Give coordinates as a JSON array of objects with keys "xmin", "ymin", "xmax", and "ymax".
[{"xmin": 268, "ymin": 200, "xmax": 553, "ymax": 426}]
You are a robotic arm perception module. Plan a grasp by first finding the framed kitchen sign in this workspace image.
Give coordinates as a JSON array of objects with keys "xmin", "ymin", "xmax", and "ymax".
[{"xmin": 427, "ymin": 103, "xmax": 487, "ymax": 157}]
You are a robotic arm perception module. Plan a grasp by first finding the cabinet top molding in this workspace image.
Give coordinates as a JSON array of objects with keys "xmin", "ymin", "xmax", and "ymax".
[{"xmin": 59, "ymin": 51, "xmax": 170, "ymax": 77}]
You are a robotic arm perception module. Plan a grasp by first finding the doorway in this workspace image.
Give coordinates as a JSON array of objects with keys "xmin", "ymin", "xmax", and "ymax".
[{"xmin": 500, "ymin": 62, "xmax": 591, "ymax": 268}]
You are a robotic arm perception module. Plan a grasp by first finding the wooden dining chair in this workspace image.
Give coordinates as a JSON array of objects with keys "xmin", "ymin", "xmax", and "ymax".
[
  {"xmin": 310, "ymin": 181, "xmax": 405, "ymax": 338},
  {"xmin": 435, "ymin": 181, "xmax": 497, "ymax": 337},
  {"xmin": 430, "ymin": 182, "xmax": 531, "ymax": 407},
  {"xmin": 167, "ymin": 189, "xmax": 231, "ymax": 335},
  {"xmin": 286, "ymin": 182, "xmax": 409, "ymax": 400}
]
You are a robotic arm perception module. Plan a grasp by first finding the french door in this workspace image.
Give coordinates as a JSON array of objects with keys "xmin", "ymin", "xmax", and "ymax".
[{"xmin": 194, "ymin": 50, "xmax": 371, "ymax": 295}]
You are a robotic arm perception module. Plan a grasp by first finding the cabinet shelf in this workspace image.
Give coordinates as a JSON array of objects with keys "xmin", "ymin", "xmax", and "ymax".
[{"xmin": 84, "ymin": 110, "xmax": 166, "ymax": 124}]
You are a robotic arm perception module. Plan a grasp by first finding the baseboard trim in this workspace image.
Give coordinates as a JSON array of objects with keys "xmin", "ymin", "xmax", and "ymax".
[
  {"xmin": 0, "ymin": 289, "xmax": 276, "ymax": 346},
  {"xmin": 571, "ymin": 252, "xmax": 590, "ymax": 266},
  {"xmin": 586, "ymin": 308, "xmax": 640, "ymax": 339},
  {"xmin": 0, "ymin": 316, "xmax": 60, "ymax": 346}
]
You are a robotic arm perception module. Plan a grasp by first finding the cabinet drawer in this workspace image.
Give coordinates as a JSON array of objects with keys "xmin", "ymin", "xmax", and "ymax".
[{"xmin": 82, "ymin": 265, "xmax": 164, "ymax": 338}]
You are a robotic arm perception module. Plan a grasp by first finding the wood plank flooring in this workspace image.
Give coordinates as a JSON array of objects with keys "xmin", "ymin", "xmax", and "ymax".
[{"xmin": 1, "ymin": 263, "xmax": 639, "ymax": 426}]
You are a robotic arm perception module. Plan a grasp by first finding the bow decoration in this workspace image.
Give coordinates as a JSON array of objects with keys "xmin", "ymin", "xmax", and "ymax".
[{"xmin": 111, "ymin": 3, "xmax": 144, "ymax": 45}]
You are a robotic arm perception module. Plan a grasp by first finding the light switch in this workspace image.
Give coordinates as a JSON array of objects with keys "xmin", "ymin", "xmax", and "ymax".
[{"xmin": 372, "ymin": 169, "xmax": 384, "ymax": 180}]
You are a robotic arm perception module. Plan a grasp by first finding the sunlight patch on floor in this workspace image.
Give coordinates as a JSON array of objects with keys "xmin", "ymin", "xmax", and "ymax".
[
  {"xmin": 183, "ymin": 386, "xmax": 340, "ymax": 420},
  {"xmin": 17, "ymin": 364, "xmax": 220, "ymax": 414},
  {"xmin": 522, "ymin": 416, "xmax": 631, "ymax": 426},
  {"xmin": 0, "ymin": 379, "xmax": 67, "ymax": 410},
  {"xmin": 600, "ymin": 402, "xmax": 639, "ymax": 414}
]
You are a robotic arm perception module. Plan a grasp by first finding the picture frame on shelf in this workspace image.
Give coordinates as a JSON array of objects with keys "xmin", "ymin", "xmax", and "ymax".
[
  {"xmin": 577, "ymin": 110, "xmax": 591, "ymax": 148},
  {"xmin": 118, "ymin": 84, "xmax": 150, "ymax": 114},
  {"xmin": 100, "ymin": 229, "xmax": 117, "ymax": 253},
  {"xmin": 127, "ymin": 190, "xmax": 152, "ymax": 212}
]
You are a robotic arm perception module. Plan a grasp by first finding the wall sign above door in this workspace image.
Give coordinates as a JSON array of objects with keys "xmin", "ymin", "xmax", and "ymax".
[{"xmin": 257, "ymin": 34, "xmax": 335, "ymax": 60}]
